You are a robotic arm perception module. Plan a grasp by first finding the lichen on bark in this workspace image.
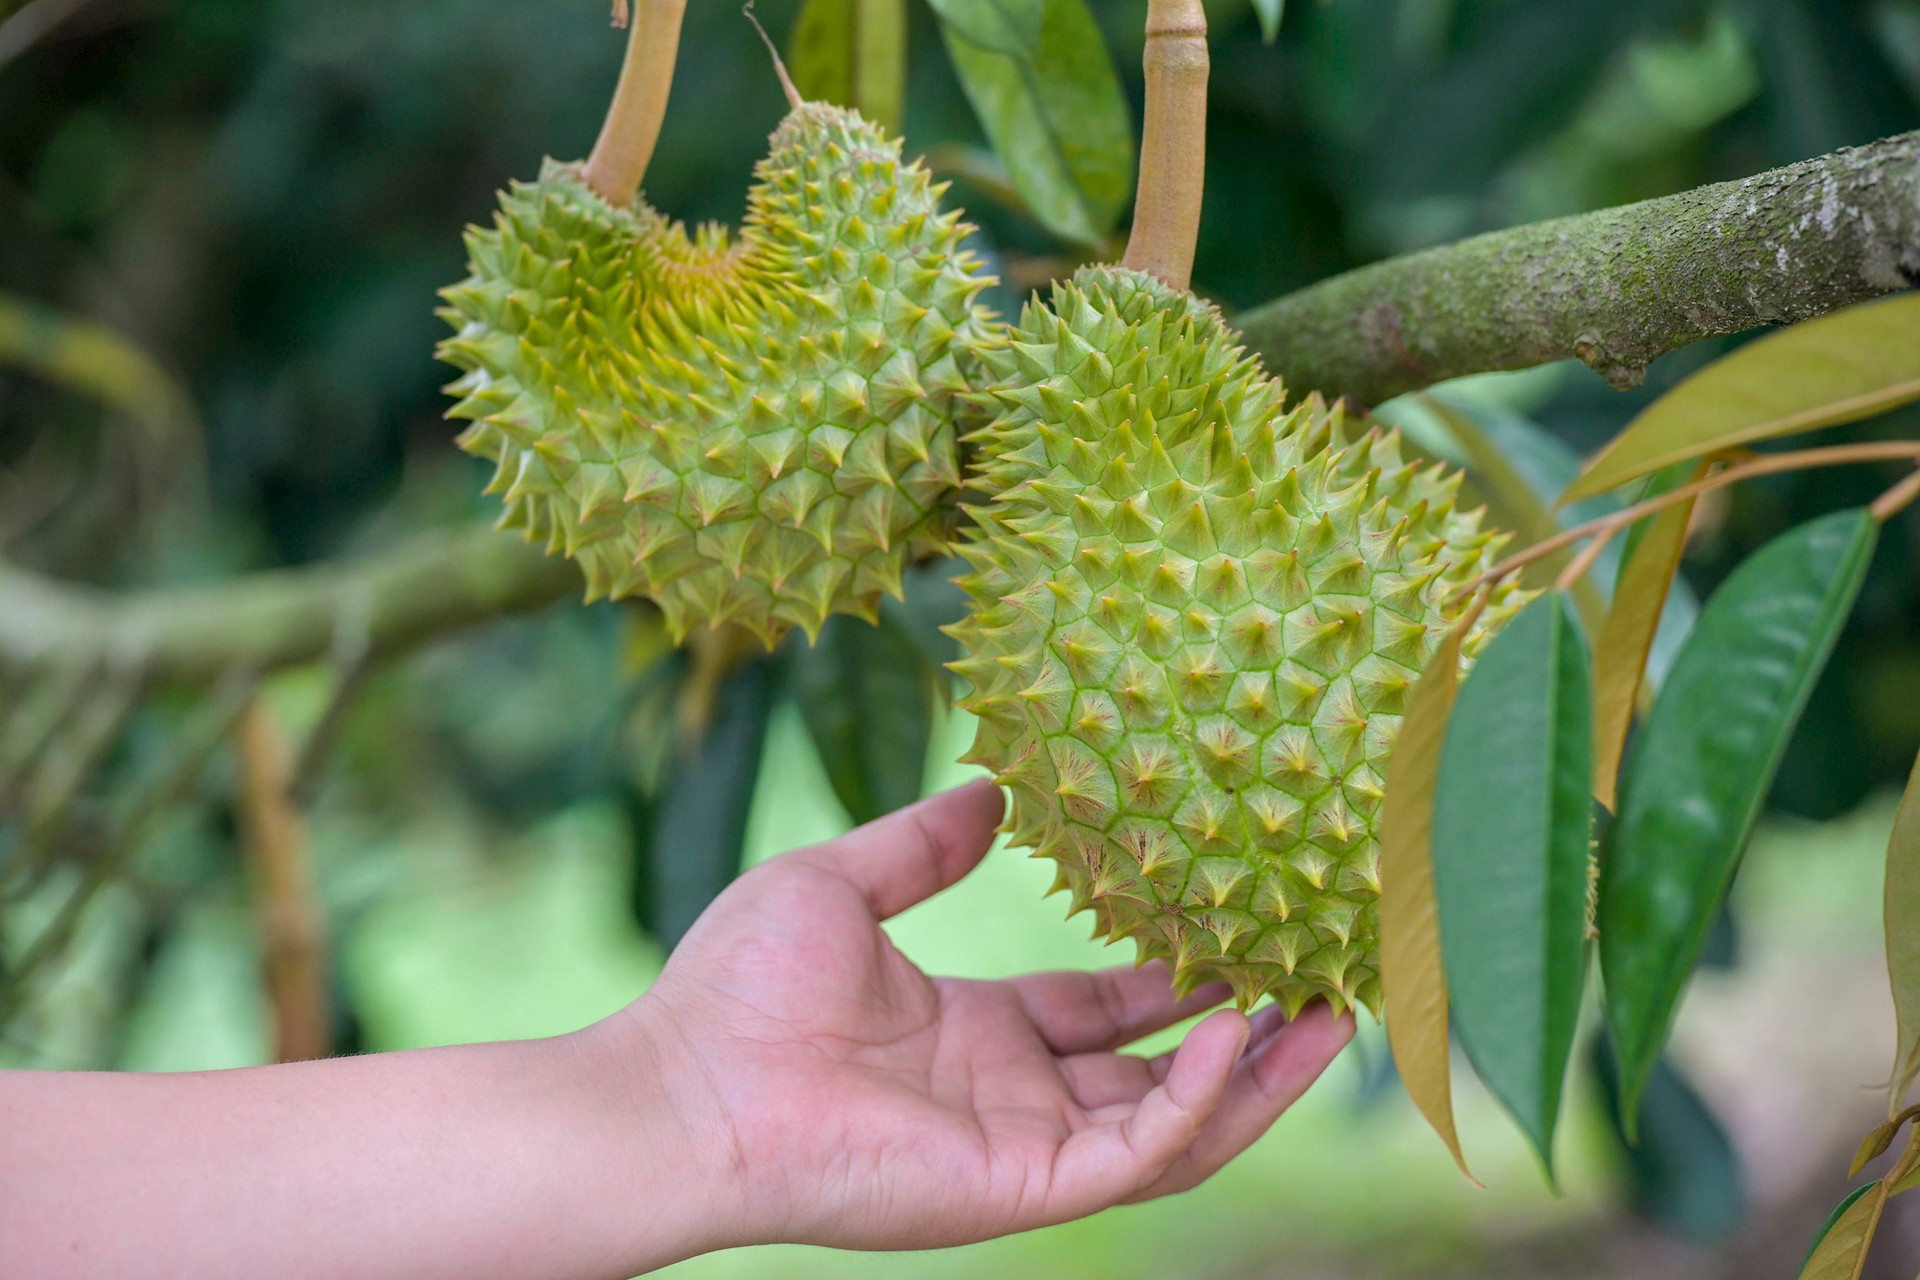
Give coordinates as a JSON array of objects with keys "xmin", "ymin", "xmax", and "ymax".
[{"xmin": 1236, "ymin": 130, "xmax": 1920, "ymax": 407}]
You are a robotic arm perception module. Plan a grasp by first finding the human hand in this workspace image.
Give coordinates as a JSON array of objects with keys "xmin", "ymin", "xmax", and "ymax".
[{"xmin": 612, "ymin": 779, "xmax": 1354, "ymax": 1254}]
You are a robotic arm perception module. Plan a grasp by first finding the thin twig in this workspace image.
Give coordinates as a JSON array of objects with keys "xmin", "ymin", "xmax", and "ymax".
[
  {"xmin": 1871, "ymin": 464, "xmax": 1920, "ymax": 522},
  {"xmin": 1554, "ymin": 523, "xmax": 1617, "ymax": 593},
  {"xmin": 237, "ymin": 697, "xmax": 332, "ymax": 1063},
  {"xmin": 1457, "ymin": 441, "xmax": 1920, "ymax": 599}
]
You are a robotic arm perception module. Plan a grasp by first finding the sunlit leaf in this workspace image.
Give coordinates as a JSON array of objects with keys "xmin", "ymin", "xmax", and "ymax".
[
  {"xmin": 1251, "ymin": 0, "xmax": 1284, "ymax": 43},
  {"xmin": 1564, "ymin": 294, "xmax": 1920, "ymax": 502},
  {"xmin": 923, "ymin": 0, "xmax": 1042, "ymax": 58},
  {"xmin": 1886, "ymin": 749, "xmax": 1920, "ymax": 1116},
  {"xmin": 1850, "ymin": 1104, "xmax": 1920, "ymax": 1176},
  {"xmin": 1591, "ymin": 463, "xmax": 1707, "ymax": 811},
  {"xmin": 1799, "ymin": 1185, "xmax": 1878, "ymax": 1280},
  {"xmin": 1379, "ymin": 601, "xmax": 1481, "ymax": 1182},
  {"xmin": 787, "ymin": 0, "xmax": 908, "ymax": 131},
  {"xmin": 940, "ymin": 0, "xmax": 1132, "ymax": 248},
  {"xmin": 1433, "ymin": 591, "xmax": 1592, "ymax": 1180},
  {"xmin": 791, "ymin": 613, "xmax": 934, "ymax": 825},
  {"xmin": 1602, "ymin": 510, "xmax": 1879, "ymax": 1124}
]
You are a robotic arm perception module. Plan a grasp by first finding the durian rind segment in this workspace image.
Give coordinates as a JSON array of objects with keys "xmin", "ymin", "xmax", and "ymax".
[
  {"xmin": 949, "ymin": 265, "xmax": 1524, "ymax": 1018},
  {"xmin": 439, "ymin": 104, "xmax": 999, "ymax": 645}
]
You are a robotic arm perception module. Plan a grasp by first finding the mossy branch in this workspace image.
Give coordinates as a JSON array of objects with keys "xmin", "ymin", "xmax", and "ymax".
[
  {"xmin": 0, "ymin": 525, "xmax": 579, "ymax": 688},
  {"xmin": 1237, "ymin": 130, "xmax": 1920, "ymax": 407}
]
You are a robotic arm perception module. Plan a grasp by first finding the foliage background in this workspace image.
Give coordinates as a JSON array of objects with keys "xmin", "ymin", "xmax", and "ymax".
[{"xmin": 2, "ymin": 0, "xmax": 1918, "ymax": 1274}]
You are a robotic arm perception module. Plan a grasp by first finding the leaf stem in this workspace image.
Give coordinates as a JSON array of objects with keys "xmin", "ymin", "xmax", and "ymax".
[
  {"xmin": 1871, "ymin": 464, "xmax": 1920, "ymax": 522},
  {"xmin": 1460, "ymin": 441, "xmax": 1920, "ymax": 599},
  {"xmin": 1119, "ymin": 0, "xmax": 1208, "ymax": 291},
  {"xmin": 582, "ymin": 0, "xmax": 689, "ymax": 207}
]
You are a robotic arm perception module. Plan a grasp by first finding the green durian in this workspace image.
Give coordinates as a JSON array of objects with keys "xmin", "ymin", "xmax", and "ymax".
[
  {"xmin": 949, "ymin": 265, "xmax": 1524, "ymax": 1017},
  {"xmin": 438, "ymin": 103, "xmax": 998, "ymax": 645}
]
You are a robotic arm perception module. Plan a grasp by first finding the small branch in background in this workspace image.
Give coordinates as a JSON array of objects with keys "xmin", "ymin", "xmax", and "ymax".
[
  {"xmin": 675, "ymin": 625, "xmax": 759, "ymax": 750},
  {"xmin": 1120, "ymin": 0, "xmax": 1209, "ymax": 291},
  {"xmin": 1872, "ymin": 465, "xmax": 1920, "ymax": 521},
  {"xmin": 1237, "ymin": 130, "xmax": 1920, "ymax": 407},
  {"xmin": 236, "ymin": 697, "xmax": 331, "ymax": 1064},
  {"xmin": 286, "ymin": 653, "xmax": 371, "ymax": 809},
  {"xmin": 0, "ymin": 524, "xmax": 578, "ymax": 690},
  {"xmin": 582, "ymin": 0, "xmax": 689, "ymax": 205}
]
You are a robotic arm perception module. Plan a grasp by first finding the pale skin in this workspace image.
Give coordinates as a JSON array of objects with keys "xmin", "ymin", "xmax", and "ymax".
[{"xmin": 0, "ymin": 780, "xmax": 1352, "ymax": 1280}]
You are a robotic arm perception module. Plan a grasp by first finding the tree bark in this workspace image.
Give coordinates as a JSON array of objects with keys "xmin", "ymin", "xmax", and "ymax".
[
  {"xmin": 1236, "ymin": 130, "xmax": 1920, "ymax": 407},
  {"xmin": 0, "ymin": 525, "xmax": 579, "ymax": 687}
]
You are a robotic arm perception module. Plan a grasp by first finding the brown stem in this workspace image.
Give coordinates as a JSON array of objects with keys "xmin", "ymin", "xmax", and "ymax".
[
  {"xmin": 1120, "ymin": 0, "xmax": 1207, "ymax": 291},
  {"xmin": 1461, "ymin": 441, "xmax": 1920, "ymax": 597},
  {"xmin": 1554, "ymin": 524, "xmax": 1616, "ymax": 593},
  {"xmin": 1871, "ymin": 465, "xmax": 1920, "ymax": 522},
  {"xmin": 236, "ymin": 697, "xmax": 332, "ymax": 1064},
  {"xmin": 582, "ymin": 0, "xmax": 689, "ymax": 207}
]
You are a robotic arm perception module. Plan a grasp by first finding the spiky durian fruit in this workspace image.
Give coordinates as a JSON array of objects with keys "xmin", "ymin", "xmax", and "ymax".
[
  {"xmin": 949, "ymin": 265, "xmax": 1523, "ymax": 1017},
  {"xmin": 438, "ymin": 103, "xmax": 997, "ymax": 644}
]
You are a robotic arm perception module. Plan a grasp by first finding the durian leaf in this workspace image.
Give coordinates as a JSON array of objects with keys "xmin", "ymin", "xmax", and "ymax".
[
  {"xmin": 629, "ymin": 654, "xmax": 778, "ymax": 949},
  {"xmin": 1798, "ymin": 1126, "xmax": 1920, "ymax": 1280},
  {"xmin": 1799, "ymin": 1184, "xmax": 1879, "ymax": 1280},
  {"xmin": 1885, "ymin": 747, "xmax": 1920, "ymax": 1117},
  {"xmin": 923, "ymin": 0, "xmax": 1043, "ymax": 58},
  {"xmin": 1379, "ymin": 600, "xmax": 1482, "ymax": 1183},
  {"xmin": 1601, "ymin": 509, "xmax": 1879, "ymax": 1127},
  {"xmin": 1590, "ymin": 462, "xmax": 1708, "ymax": 812},
  {"xmin": 1563, "ymin": 294, "xmax": 1920, "ymax": 502},
  {"xmin": 791, "ymin": 612, "xmax": 935, "ymax": 826},
  {"xmin": 1432, "ymin": 590, "xmax": 1593, "ymax": 1182},
  {"xmin": 1251, "ymin": 0, "xmax": 1285, "ymax": 43},
  {"xmin": 787, "ymin": 0, "xmax": 908, "ymax": 132},
  {"xmin": 939, "ymin": 0, "xmax": 1132, "ymax": 249},
  {"xmin": 1592, "ymin": 1034, "xmax": 1746, "ymax": 1243}
]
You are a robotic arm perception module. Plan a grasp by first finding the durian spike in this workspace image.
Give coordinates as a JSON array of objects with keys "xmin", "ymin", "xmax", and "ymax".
[
  {"xmin": 1120, "ymin": 0, "xmax": 1208, "ymax": 291},
  {"xmin": 584, "ymin": 0, "xmax": 689, "ymax": 205}
]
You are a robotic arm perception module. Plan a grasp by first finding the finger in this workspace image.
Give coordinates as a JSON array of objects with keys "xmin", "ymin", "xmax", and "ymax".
[
  {"xmin": 1042, "ymin": 1009, "xmax": 1249, "ymax": 1223},
  {"xmin": 1009, "ymin": 962, "xmax": 1232, "ymax": 1056},
  {"xmin": 1126, "ymin": 1000, "xmax": 1354, "ymax": 1202},
  {"xmin": 787, "ymin": 779, "xmax": 1004, "ymax": 919},
  {"xmin": 1058, "ymin": 1050, "xmax": 1162, "ymax": 1111}
]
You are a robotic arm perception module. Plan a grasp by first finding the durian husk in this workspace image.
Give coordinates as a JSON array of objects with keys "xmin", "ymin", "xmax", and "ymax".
[{"xmin": 949, "ymin": 265, "xmax": 1525, "ymax": 1017}]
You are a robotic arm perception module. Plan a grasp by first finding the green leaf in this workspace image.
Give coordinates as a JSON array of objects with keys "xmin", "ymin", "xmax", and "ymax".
[
  {"xmin": 1251, "ymin": 0, "xmax": 1284, "ymax": 43},
  {"xmin": 940, "ymin": 0, "xmax": 1132, "ymax": 249},
  {"xmin": 0, "ymin": 291, "xmax": 201, "ymax": 457},
  {"xmin": 1432, "ymin": 591, "xmax": 1593, "ymax": 1181},
  {"xmin": 1800, "ymin": 1185, "xmax": 1878, "ymax": 1280},
  {"xmin": 791, "ymin": 613, "xmax": 935, "ymax": 825},
  {"xmin": 1593, "ymin": 1036, "xmax": 1746, "ymax": 1242},
  {"xmin": 1379, "ymin": 603, "xmax": 1482, "ymax": 1183},
  {"xmin": 1564, "ymin": 294, "xmax": 1920, "ymax": 502},
  {"xmin": 787, "ymin": 0, "xmax": 908, "ymax": 132},
  {"xmin": 1886, "ymin": 748, "xmax": 1920, "ymax": 1115},
  {"xmin": 629, "ymin": 655, "xmax": 778, "ymax": 948},
  {"xmin": 1601, "ymin": 510, "xmax": 1879, "ymax": 1124},
  {"xmin": 923, "ymin": 0, "xmax": 1042, "ymax": 58}
]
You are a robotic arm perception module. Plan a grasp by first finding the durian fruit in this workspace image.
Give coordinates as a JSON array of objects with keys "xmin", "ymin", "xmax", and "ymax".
[
  {"xmin": 949, "ymin": 265, "xmax": 1524, "ymax": 1017},
  {"xmin": 438, "ymin": 103, "xmax": 998, "ymax": 645}
]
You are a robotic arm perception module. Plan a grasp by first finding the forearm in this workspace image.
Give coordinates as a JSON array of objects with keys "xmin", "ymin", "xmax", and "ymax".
[{"xmin": 0, "ymin": 1021, "xmax": 718, "ymax": 1280}]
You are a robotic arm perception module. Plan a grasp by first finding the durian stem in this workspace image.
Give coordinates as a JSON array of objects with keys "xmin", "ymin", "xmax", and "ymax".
[
  {"xmin": 1461, "ymin": 440, "xmax": 1920, "ymax": 598},
  {"xmin": 583, "ymin": 0, "xmax": 688, "ymax": 207},
  {"xmin": 1119, "ymin": 0, "xmax": 1207, "ymax": 291}
]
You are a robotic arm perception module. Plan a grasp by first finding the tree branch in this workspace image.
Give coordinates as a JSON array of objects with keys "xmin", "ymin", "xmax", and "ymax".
[
  {"xmin": 1237, "ymin": 130, "xmax": 1920, "ymax": 407},
  {"xmin": 0, "ymin": 525, "xmax": 580, "ymax": 688}
]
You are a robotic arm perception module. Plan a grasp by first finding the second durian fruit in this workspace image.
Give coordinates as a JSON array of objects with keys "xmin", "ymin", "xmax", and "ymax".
[
  {"xmin": 439, "ymin": 103, "xmax": 997, "ymax": 644},
  {"xmin": 950, "ymin": 265, "xmax": 1523, "ymax": 1016}
]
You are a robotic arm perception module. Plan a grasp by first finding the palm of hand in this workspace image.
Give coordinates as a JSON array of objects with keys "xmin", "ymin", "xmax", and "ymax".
[{"xmin": 642, "ymin": 781, "xmax": 1351, "ymax": 1251}]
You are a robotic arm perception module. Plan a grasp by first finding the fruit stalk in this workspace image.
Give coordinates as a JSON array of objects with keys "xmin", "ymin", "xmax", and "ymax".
[
  {"xmin": 1120, "ymin": 0, "xmax": 1208, "ymax": 291},
  {"xmin": 583, "ymin": 0, "xmax": 689, "ymax": 206}
]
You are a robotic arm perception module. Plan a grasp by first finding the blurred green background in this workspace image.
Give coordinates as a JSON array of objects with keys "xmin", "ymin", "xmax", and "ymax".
[{"xmin": 2, "ymin": 0, "xmax": 1918, "ymax": 1275}]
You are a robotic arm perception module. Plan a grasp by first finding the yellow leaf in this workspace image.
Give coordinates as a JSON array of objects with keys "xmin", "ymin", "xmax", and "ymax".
[
  {"xmin": 1590, "ymin": 468, "xmax": 1705, "ymax": 811},
  {"xmin": 1564, "ymin": 294, "xmax": 1920, "ymax": 503},
  {"xmin": 1379, "ymin": 598, "xmax": 1483, "ymax": 1184},
  {"xmin": 1886, "ymin": 749, "xmax": 1920, "ymax": 1117},
  {"xmin": 1803, "ymin": 1126, "xmax": 1920, "ymax": 1280}
]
